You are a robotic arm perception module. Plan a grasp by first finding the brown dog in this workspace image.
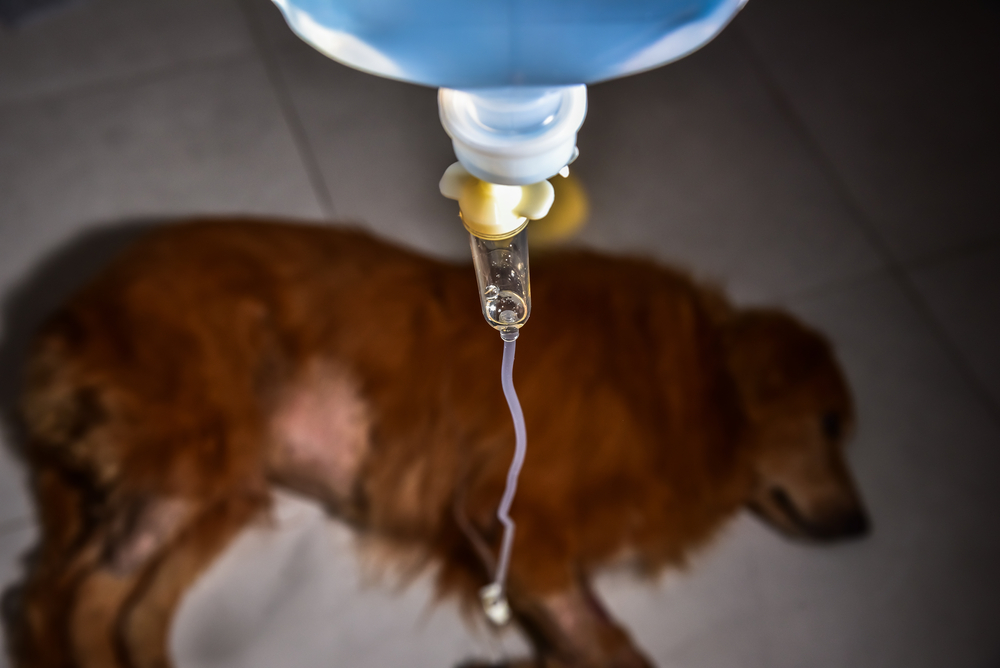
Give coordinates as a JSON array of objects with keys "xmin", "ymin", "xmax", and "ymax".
[{"xmin": 4, "ymin": 219, "xmax": 868, "ymax": 668}]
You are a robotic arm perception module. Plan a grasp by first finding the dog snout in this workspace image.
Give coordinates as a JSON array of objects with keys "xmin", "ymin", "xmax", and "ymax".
[{"xmin": 760, "ymin": 485, "xmax": 872, "ymax": 542}]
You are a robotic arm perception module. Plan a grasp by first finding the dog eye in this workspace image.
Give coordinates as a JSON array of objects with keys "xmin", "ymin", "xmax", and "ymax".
[{"xmin": 821, "ymin": 411, "xmax": 842, "ymax": 440}]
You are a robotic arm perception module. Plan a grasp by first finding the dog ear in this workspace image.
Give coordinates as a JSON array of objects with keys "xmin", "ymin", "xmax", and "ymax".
[
  {"xmin": 722, "ymin": 310, "xmax": 836, "ymax": 408},
  {"xmin": 640, "ymin": 285, "xmax": 742, "ymax": 450}
]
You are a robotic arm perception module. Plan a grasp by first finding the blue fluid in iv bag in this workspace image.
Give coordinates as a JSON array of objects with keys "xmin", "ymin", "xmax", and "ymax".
[{"xmin": 272, "ymin": 0, "xmax": 746, "ymax": 90}]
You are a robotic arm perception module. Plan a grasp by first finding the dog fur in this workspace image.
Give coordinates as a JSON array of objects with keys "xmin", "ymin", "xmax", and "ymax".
[{"xmin": 4, "ymin": 219, "xmax": 869, "ymax": 668}]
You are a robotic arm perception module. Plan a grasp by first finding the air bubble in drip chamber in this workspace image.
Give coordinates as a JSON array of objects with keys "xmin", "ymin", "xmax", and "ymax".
[
  {"xmin": 488, "ymin": 291, "xmax": 527, "ymax": 326},
  {"xmin": 470, "ymin": 228, "xmax": 531, "ymax": 337}
]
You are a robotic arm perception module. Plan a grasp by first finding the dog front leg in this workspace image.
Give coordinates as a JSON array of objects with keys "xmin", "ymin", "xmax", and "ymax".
[
  {"xmin": 508, "ymin": 577, "xmax": 654, "ymax": 668},
  {"xmin": 458, "ymin": 574, "xmax": 653, "ymax": 668}
]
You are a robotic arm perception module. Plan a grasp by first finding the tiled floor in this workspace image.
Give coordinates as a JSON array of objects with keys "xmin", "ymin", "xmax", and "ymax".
[{"xmin": 1, "ymin": 0, "xmax": 998, "ymax": 666}]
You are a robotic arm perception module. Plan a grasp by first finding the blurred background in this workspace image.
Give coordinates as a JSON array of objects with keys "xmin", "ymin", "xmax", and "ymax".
[{"xmin": 1, "ymin": 0, "xmax": 999, "ymax": 666}]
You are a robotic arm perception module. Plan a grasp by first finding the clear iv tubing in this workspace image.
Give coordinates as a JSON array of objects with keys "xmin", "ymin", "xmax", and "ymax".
[{"xmin": 494, "ymin": 338, "xmax": 526, "ymax": 592}]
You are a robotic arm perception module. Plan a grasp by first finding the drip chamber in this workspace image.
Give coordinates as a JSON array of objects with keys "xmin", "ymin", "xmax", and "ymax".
[{"xmin": 469, "ymin": 228, "xmax": 530, "ymax": 341}]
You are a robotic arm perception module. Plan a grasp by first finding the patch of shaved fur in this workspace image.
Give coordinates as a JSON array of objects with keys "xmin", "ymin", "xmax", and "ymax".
[{"xmin": 267, "ymin": 360, "xmax": 371, "ymax": 516}]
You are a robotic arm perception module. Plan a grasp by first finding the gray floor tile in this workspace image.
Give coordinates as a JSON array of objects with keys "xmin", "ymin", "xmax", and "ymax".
[
  {"xmin": 0, "ymin": 521, "xmax": 38, "ymax": 668},
  {"xmin": 0, "ymin": 54, "xmax": 323, "ymax": 296},
  {"xmin": 598, "ymin": 516, "xmax": 770, "ymax": 668},
  {"xmin": 0, "ymin": 0, "xmax": 253, "ymax": 105},
  {"xmin": 744, "ymin": 273, "xmax": 1000, "ymax": 668},
  {"xmin": 240, "ymin": 0, "xmax": 306, "ymax": 49},
  {"xmin": 174, "ymin": 497, "xmax": 772, "ymax": 668},
  {"xmin": 174, "ymin": 497, "xmax": 774, "ymax": 668},
  {"xmin": 173, "ymin": 473, "xmax": 802, "ymax": 668},
  {"xmin": 572, "ymin": 31, "xmax": 884, "ymax": 303},
  {"xmin": 0, "ymin": 521, "xmax": 34, "ymax": 589},
  {"xmin": 0, "ymin": 443, "xmax": 29, "ymax": 525},
  {"xmin": 273, "ymin": 41, "xmax": 469, "ymax": 261},
  {"xmin": 737, "ymin": 0, "xmax": 1000, "ymax": 263},
  {"xmin": 908, "ymin": 245, "xmax": 1000, "ymax": 411},
  {"xmin": 172, "ymin": 491, "xmax": 529, "ymax": 668}
]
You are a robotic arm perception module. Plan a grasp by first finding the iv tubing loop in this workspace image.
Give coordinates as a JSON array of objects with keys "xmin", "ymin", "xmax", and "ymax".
[{"xmin": 494, "ymin": 338, "xmax": 526, "ymax": 592}]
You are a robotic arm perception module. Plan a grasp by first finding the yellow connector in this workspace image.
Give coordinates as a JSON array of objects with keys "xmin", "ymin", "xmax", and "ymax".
[{"xmin": 439, "ymin": 163, "xmax": 555, "ymax": 240}]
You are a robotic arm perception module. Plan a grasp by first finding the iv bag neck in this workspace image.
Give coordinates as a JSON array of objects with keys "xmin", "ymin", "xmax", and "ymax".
[{"xmin": 438, "ymin": 86, "xmax": 587, "ymax": 186}]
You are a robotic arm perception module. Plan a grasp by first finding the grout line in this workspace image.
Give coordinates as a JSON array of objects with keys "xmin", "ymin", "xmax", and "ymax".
[
  {"xmin": 0, "ymin": 50, "xmax": 256, "ymax": 112},
  {"xmin": 235, "ymin": 0, "xmax": 337, "ymax": 220},
  {"xmin": 774, "ymin": 265, "xmax": 891, "ymax": 305},
  {"xmin": 733, "ymin": 22, "xmax": 1000, "ymax": 430},
  {"xmin": 897, "ymin": 236, "xmax": 1000, "ymax": 274}
]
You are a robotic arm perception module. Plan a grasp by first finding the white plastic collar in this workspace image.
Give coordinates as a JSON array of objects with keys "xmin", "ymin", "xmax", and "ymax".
[{"xmin": 438, "ymin": 85, "xmax": 587, "ymax": 186}]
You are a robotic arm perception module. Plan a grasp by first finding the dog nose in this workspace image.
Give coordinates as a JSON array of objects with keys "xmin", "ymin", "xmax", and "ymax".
[
  {"xmin": 812, "ymin": 507, "xmax": 871, "ymax": 541},
  {"xmin": 836, "ymin": 509, "xmax": 871, "ymax": 539}
]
